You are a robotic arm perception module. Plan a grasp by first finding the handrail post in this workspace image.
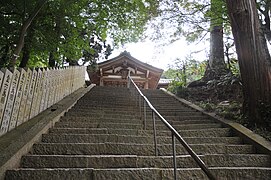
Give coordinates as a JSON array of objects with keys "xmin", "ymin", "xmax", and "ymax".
[
  {"xmin": 141, "ymin": 96, "xmax": 144, "ymax": 121},
  {"xmin": 137, "ymin": 93, "xmax": 140, "ymax": 109},
  {"xmin": 139, "ymin": 95, "xmax": 142, "ymax": 118},
  {"xmin": 135, "ymin": 90, "xmax": 138, "ymax": 107},
  {"xmin": 144, "ymin": 100, "xmax": 146, "ymax": 130},
  {"xmin": 172, "ymin": 132, "xmax": 177, "ymax": 180},
  {"xmin": 152, "ymin": 110, "xmax": 158, "ymax": 156},
  {"xmin": 133, "ymin": 88, "xmax": 136, "ymax": 105},
  {"xmin": 127, "ymin": 71, "xmax": 131, "ymax": 89}
]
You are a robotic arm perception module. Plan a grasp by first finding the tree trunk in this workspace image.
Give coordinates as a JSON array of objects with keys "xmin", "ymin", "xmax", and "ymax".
[
  {"xmin": 203, "ymin": 25, "xmax": 228, "ymax": 80},
  {"xmin": 19, "ymin": 23, "xmax": 36, "ymax": 68},
  {"xmin": 49, "ymin": 52, "xmax": 56, "ymax": 67},
  {"xmin": 19, "ymin": 48, "xmax": 30, "ymax": 68},
  {"xmin": 8, "ymin": 0, "xmax": 47, "ymax": 67},
  {"xmin": 203, "ymin": 0, "xmax": 228, "ymax": 81},
  {"xmin": 226, "ymin": 0, "xmax": 271, "ymax": 128}
]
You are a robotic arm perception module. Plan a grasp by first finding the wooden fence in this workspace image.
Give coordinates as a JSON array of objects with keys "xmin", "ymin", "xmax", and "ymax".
[{"xmin": 0, "ymin": 66, "xmax": 86, "ymax": 137}]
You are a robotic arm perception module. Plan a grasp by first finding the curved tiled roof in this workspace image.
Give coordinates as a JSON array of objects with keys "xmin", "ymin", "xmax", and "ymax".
[{"xmin": 99, "ymin": 51, "xmax": 163, "ymax": 73}]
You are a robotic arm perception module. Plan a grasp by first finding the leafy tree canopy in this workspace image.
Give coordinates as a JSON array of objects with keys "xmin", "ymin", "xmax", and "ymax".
[
  {"xmin": 0, "ymin": 0, "xmax": 159, "ymax": 67},
  {"xmin": 148, "ymin": 0, "xmax": 228, "ymax": 44}
]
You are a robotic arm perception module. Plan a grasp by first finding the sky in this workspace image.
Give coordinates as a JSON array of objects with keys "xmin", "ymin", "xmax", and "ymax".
[{"xmin": 107, "ymin": 38, "xmax": 209, "ymax": 71}]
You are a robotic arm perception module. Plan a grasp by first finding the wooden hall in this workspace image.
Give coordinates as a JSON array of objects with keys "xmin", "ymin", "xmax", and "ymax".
[{"xmin": 89, "ymin": 51, "xmax": 163, "ymax": 89}]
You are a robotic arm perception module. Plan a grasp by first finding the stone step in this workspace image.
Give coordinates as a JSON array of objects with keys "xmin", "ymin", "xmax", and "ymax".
[
  {"xmin": 66, "ymin": 111, "xmax": 206, "ymax": 118},
  {"xmin": 59, "ymin": 116, "xmax": 142, "ymax": 124},
  {"xmin": 158, "ymin": 112, "xmax": 204, "ymax": 116},
  {"xmin": 54, "ymin": 121, "xmax": 222, "ymax": 131},
  {"xmin": 74, "ymin": 103, "xmax": 136, "ymax": 107},
  {"xmin": 68, "ymin": 108, "xmax": 202, "ymax": 116},
  {"xmin": 68, "ymin": 107, "xmax": 139, "ymax": 114},
  {"xmin": 59, "ymin": 116, "xmax": 216, "ymax": 125},
  {"xmin": 6, "ymin": 167, "xmax": 271, "ymax": 180},
  {"xmin": 147, "ymin": 100, "xmax": 181, "ymax": 103},
  {"xmin": 31, "ymin": 143, "xmax": 254, "ymax": 156},
  {"xmin": 73, "ymin": 105, "xmax": 192, "ymax": 111},
  {"xmin": 163, "ymin": 115, "xmax": 211, "ymax": 121},
  {"xmin": 76, "ymin": 96, "xmax": 132, "ymax": 101},
  {"xmin": 152, "ymin": 109, "xmax": 197, "ymax": 112},
  {"xmin": 60, "ymin": 114, "xmax": 212, "ymax": 122},
  {"xmin": 64, "ymin": 112, "xmax": 140, "ymax": 119},
  {"xmin": 94, "ymin": 167, "xmax": 271, "ymax": 180},
  {"xmin": 42, "ymin": 134, "xmax": 242, "ymax": 145},
  {"xmin": 76, "ymin": 97, "xmax": 133, "ymax": 101},
  {"xmin": 63, "ymin": 114, "xmax": 211, "ymax": 121},
  {"xmin": 5, "ymin": 168, "xmax": 95, "ymax": 180},
  {"xmin": 21, "ymin": 154, "xmax": 271, "ymax": 169},
  {"xmin": 73, "ymin": 103, "xmax": 135, "ymax": 107},
  {"xmin": 49, "ymin": 127, "xmax": 233, "ymax": 137},
  {"xmin": 154, "ymin": 108, "xmax": 195, "ymax": 112}
]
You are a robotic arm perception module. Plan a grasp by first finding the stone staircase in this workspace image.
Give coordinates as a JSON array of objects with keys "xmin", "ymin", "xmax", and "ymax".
[{"xmin": 5, "ymin": 86, "xmax": 271, "ymax": 179}]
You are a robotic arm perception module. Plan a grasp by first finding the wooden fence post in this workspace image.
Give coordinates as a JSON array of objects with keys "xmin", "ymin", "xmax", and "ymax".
[
  {"xmin": 10, "ymin": 68, "xmax": 26, "ymax": 128},
  {"xmin": 0, "ymin": 70, "xmax": 5, "ymax": 125},
  {"xmin": 0, "ymin": 69, "xmax": 13, "ymax": 136},
  {"xmin": 0, "ymin": 66, "xmax": 86, "ymax": 136},
  {"xmin": 17, "ymin": 68, "xmax": 31, "ymax": 125},
  {"xmin": 1, "ymin": 68, "xmax": 20, "ymax": 133},
  {"xmin": 36, "ymin": 69, "xmax": 44, "ymax": 114},
  {"xmin": 24, "ymin": 69, "xmax": 37, "ymax": 122},
  {"xmin": 30, "ymin": 68, "xmax": 42, "ymax": 118},
  {"xmin": 39, "ymin": 68, "xmax": 48, "ymax": 112}
]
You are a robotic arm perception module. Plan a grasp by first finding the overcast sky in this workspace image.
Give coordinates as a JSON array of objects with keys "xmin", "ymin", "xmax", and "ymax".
[{"xmin": 108, "ymin": 37, "xmax": 209, "ymax": 70}]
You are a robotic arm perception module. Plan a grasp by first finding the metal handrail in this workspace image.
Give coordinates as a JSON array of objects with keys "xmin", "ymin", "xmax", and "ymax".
[{"xmin": 127, "ymin": 74, "xmax": 216, "ymax": 180}]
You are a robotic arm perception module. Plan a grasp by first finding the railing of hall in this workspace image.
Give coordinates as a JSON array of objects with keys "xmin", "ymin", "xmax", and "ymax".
[
  {"xmin": 0, "ymin": 66, "xmax": 86, "ymax": 137},
  {"xmin": 127, "ymin": 74, "xmax": 216, "ymax": 180}
]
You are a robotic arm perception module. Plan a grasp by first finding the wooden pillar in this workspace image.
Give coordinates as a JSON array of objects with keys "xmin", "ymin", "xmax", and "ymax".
[
  {"xmin": 144, "ymin": 70, "xmax": 149, "ymax": 89},
  {"xmin": 100, "ymin": 68, "xmax": 104, "ymax": 86}
]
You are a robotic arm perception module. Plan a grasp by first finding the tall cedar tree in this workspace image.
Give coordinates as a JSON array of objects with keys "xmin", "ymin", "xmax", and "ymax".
[{"xmin": 226, "ymin": 0, "xmax": 271, "ymax": 128}]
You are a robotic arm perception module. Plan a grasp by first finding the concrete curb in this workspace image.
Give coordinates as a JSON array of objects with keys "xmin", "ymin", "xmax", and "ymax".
[
  {"xmin": 0, "ymin": 84, "xmax": 95, "ymax": 180},
  {"xmin": 160, "ymin": 88, "xmax": 271, "ymax": 155}
]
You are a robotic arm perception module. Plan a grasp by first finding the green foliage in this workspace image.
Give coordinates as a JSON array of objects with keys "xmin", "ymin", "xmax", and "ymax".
[
  {"xmin": 167, "ymin": 80, "xmax": 185, "ymax": 94},
  {"xmin": 197, "ymin": 100, "xmax": 242, "ymax": 121},
  {"xmin": 199, "ymin": 102, "xmax": 216, "ymax": 112},
  {"xmin": 161, "ymin": 68, "xmax": 179, "ymax": 79},
  {"xmin": 0, "ymin": 0, "xmax": 159, "ymax": 67},
  {"xmin": 207, "ymin": 73, "xmax": 241, "ymax": 88},
  {"xmin": 258, "ymin": 101, "xmax": 271, "ymax": 127},
  {"xmin": 164, "ymin": 56, "xmax": 206, "ymax": 82},
  {"xmin": 165, "ymin": 56, "xmax": 207, "ymax": 96},
  {"xmin": 253, "ymin": 127, "xmax": 271, "ymax": 141},
  {"xmin": 228, "ymin": 58, "xmax": 240, "ymax": 76},
  {"xmin": 149, "ymin": 0, "xmax": 230, "ymax": 44}
]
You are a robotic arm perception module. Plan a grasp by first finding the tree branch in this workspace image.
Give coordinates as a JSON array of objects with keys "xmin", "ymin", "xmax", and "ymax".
[{"xmin": 9, "ymin": 0, "xmax": 48, "ymax": 67}]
